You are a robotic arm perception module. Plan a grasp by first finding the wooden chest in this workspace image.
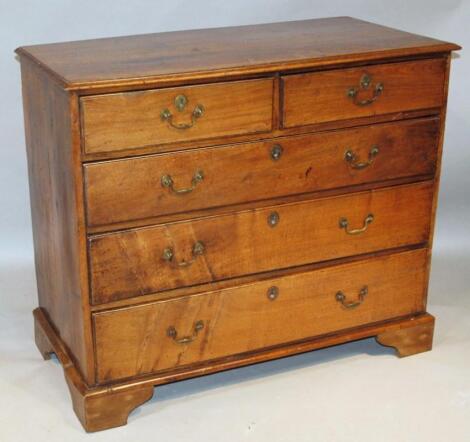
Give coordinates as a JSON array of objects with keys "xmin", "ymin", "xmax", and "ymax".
[{"xmin": 17, "ymin": 17, "xmax": 460, "ymax": 432}]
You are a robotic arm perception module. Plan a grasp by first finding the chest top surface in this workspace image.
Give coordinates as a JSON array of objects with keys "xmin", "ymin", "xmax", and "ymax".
[{"xmin": 16, "ymin": 17, "xmax": 459, "ymax": 90}]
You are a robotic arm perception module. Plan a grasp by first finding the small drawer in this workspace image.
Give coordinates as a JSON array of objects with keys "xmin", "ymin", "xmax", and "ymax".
[
  {"xmin": 93, "ymin": 248, "xmax": 428, "ymax": 382},
  {"xmin": 281, "ymin": 58, "xmax": 446, "ymax": 128},
  {"xmin": 84, "ymin": 118, "xmax": 439, "ymax": 227},
  {"xmin": 80, "ymin": 78, "xmax": 274, "ymax": 154},
  {"xmin": 88, "ymin": 181, "xmax": 433, "ymax": 304}
]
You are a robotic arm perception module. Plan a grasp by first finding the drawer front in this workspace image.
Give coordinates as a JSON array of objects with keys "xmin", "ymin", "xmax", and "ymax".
[
  {"xmin": 85, "ymin": 118, "xmax": 439, "ymax": 227},
  {"xmin": 89, "ymin": 181, "xmax": 433, "ymax": 304},
  {"xmin": 93, "ymin": 248, "xmax": 428, "ymax": 382},
  {"xmin": 81, "ymin": 78, "xmax": 274, "ymax": 154},
  {"xmin": 282, "ymin": 58, "xmax": 446, "ymax": 128}
]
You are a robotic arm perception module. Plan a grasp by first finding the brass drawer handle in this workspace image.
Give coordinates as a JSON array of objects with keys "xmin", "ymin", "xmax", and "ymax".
[
  {"xmin": 345, "ymin": 146, "xmax": 379, "ymax": 169},
  {"xmin": 167, "ymin": 320, "xmax": 204, "ymax": 344},
  {"xmin": 160, "ymin": 94, "xmax": 204, "ymax": 130},
  {"xmin": 339, "ymin": 214, "xmax": 374, "ymax": 235},
  {"xmin": 161, "ymin": 170, "xmax": 204, "ymax": 195},
  {"xmin": 347, "ymin": 74, "xmax": 384, "ymax": 106},
  {"xmin": 162, "ymin": 241, "xmax": 205, "ymax": 267},
  {"xmin": 336, "ymin": 286, "xmax": 368, "ymax": 309}
]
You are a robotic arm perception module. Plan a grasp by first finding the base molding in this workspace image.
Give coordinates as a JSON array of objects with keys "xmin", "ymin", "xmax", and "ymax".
[{"xmin": 33, "ymin": 307, "xmax": 435, "ymax": 432}]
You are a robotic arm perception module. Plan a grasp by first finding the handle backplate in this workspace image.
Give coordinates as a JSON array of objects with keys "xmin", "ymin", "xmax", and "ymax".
[{"xmin": 271, "ymin": 144, "xmax": 283, "ymax": 161}]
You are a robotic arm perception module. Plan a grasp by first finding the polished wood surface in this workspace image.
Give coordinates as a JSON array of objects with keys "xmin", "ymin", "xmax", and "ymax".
[
  {"xmin": 33, "ymin": 307, "xmax": 155, "ymax": 432},
  {"xmin": 282, "ymin": 58, "xmax": 446, "ymax": 127},
  {"xmin": 376, "ymin": 315, "xmax": 434, "ymax": 357},
  {"xmin": 84, "ymin": 117, "xmax": 438, "ymax": 227},
  {"xmin": 20, "ymin": 58, "xmax": 94, "ymax": 383},
  {"xmin": 94, "ymin": 249, "xmax": 427, "ymax": 382},
  {"xmin": 34, "ymin": 305, "xmax": 435, "ymax": 432},
  {"xmin": 89, "ymin": 181, "xmax": 433, "ymax": 304},
  {"xmin": 16, "ymin": 17, "xmax": 459, "ymax": 91},
  {"xmin": 81, "ymin": 109, "xmax": 440, "ymax": 162},
  {"xmin": 19, "ymin": 18, "xmax": 459, "ymax": 432},
  {"xmin": 81, "ymin": 78, "xmax": 274, "ymax": 153}
]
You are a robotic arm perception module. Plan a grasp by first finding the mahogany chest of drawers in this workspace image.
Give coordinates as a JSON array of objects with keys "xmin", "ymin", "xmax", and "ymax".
[{"xmin": 17, "ymin": 17, "xmax": 460, "ymax": 431}]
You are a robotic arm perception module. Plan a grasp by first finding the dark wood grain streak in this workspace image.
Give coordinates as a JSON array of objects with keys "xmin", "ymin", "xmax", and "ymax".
[
  {"xmin": 84, "ymin": 117, "xmax": 439, "ymax": 227},
  {"xmin": 19, "ymin": 17, "xmax": 459, "ymax": 432},
  {"xmin": 93, "ymin": 249, "xmax": 428, "ymax": 382},
  {"xmin": 88, "ymin": 181, "xmax": 434, "ymax": 304},
  {"xmin": 34, "ymin": 304, "xmax": 435, "ymax": 432},
  {"xmin": 80, "ymin": 108, "xmax": 441, "ymax": 162},
  {"xmin": 89, "ymin": 245, "xmax": 427, "ymax": 312}
]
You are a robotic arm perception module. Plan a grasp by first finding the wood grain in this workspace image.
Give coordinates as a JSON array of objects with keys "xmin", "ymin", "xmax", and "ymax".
[
  {"xmin": 282, "ymin": 58, "xmax": 447, "ymax": 127},
  {"xmin": 34, "ymin": 302, "xmax": 435, "ymax": 431},
  {"xmin": 19, "ymin": 18, "xmax": 460, "ymax": 432},
  {"xmin": 67, "ymin": 380, "xmax": 154, "ymax": 432},
  {"xmin": 376, "ymin": 315, "xmax": 434, "ymax": 357},
  {"xmin": 89, "ymin": 181, "xmax": 434, "ymax": 304},
  {"xmin": 20, "ymin": 58, "xmax": 94, "ymax": 383},
  {"xmin": 423, "ymin": 54, "xmax": 453, "ymax": 309},
  {"xmin": 84, "ymin": 117, "xmax": 439, "ymax": 227},
  {"xmin": 81, "ymin": 109, "xmax": 441, "ymax": 162},
  {"xmin": 93, "ymin": 248, "xmax": 428, "ymax": 382},
  {"xmin": 15, "ymin": 17, "xmax": 460, "ymax": 92},
  {"xmin": 376, "ymin": 321, "xmax": 434, "ymax": 358},
  {"xmin": 80, "ymin": 78, "xmax": 274, "ymax": 154}
]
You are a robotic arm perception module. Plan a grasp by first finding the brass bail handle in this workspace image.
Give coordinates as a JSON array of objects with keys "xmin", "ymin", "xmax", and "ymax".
[
  {"xmin": 161, "ymin": 170, "xmax": 204, "ymax": 195},
  {"xmin": 345, "ymin": 146, "xmax": 379, "ymax": 170},
  {"xmin": 167, "ymin": 320, "xmax": 204, "ymax": 344},
  {"xmin": 336, "ymin": 286, "xmax": 368, "ymax": 309},
  {"xmin": 347, "ymin": 74, "xmax": 384, "ymax": 106},
  {"xmin": 160, "ymin": 94, "xmax": 204, "ymax": 130},
  {"xmin": 162, "ymin": 241, "xmax": 205, "ymax": 268},
  {"xmin": 339, "ymin": 214, "xmax": 374, "ymax": 235}
]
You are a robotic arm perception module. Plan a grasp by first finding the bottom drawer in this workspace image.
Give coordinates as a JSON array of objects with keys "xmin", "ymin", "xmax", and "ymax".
[{"xmin": 94, "ymin": 248, "xmax": 428, "ymax": 382}]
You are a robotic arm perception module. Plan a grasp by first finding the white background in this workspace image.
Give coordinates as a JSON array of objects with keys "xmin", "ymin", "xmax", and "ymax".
[{"xmin": 0, "ymin": 1, "xmax": 469, "ymax": 441}]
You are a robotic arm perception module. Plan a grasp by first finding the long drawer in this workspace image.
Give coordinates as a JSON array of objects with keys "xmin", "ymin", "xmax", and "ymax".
[
  {"xmin": 80, "ymin": 78, "xmax": 274, "ymax": 154},
  {"xmin": 282, "ymin": 58, "xmax": 446, "ymax": 128},
  {"xmin": 89, "ymin": 181, "xmax": 433, "ymax": 304},
  {"xmin": 93, "ymin": 248, "xmax": 428, "ymax": 382},
  {"xmin": 84, "ymin": 118, "xmax": 439, "ymax": 227}
]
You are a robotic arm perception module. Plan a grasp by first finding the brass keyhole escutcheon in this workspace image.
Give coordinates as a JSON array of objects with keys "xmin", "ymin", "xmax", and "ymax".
[
  {"xmin": 174, "ymin": 94, "xmax": 188, "ymax": 112},
  {"xmin": 271, "ymin": 144, "xmax": 283, "ymax": 161},
  {"xmin": 267, "ymin": 211, "xmax": 280, "ymax": 227},
  {"xmin": 267, "ymin": 286, "xmax": 279, "ymax": 301}
]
